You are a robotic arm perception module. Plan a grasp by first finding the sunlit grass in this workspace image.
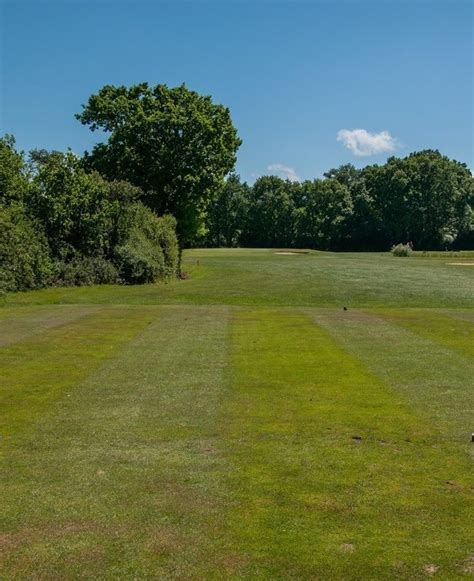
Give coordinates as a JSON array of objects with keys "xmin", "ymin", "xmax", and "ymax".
[
  {"xmin": 5, "ymin": 248, "xmax": 474, "ymax": 308},
  {"xmin": 1, "ymin": 250, "xmax": 473, "ymax": 578},
  {"xmin": 221, "ymin": 309, "xmax": 473, "ymax": 578}
]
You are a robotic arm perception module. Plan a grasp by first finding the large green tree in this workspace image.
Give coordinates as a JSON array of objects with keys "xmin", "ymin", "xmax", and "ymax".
[
  {"xmin": 324, "ymin": 164, "xmax": 381, "ymax": 250},
  {"xmin": 27, "ymin": 151, "xmax": 120, "ymax": 258},
  {"xmin": 76, "ymin": 83, "xmax": 241, "ymax": 246},
  {"xmin": 0, "ymin": 135, "xmax": 28, "ymax": 206},
  {"xmin": 362, "ymin": 150, "xmax": 473, "ymax": 248},
  {"xmin": 295, "ymin": 180, "xmax": 353, "ymax": 249},
  {"xmin": 241, "ymin": 176, "xmax": 297, "ymax": 247},
  {"xmin": 205, "ymin": 174, "xmax": 249, "ymax": 247}
]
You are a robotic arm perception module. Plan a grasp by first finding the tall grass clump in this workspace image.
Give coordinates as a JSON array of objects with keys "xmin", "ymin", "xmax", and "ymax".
[{"xmin": 391, "ymin": 243, "xmax": 413, "ymax": 257}]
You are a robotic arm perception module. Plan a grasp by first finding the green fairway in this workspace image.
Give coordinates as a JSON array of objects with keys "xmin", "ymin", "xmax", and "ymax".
[
  {"xmin": 1, "ymin": 250, "xmax": 473, "ymax": 579},
  {"xmin": 5, "ymin": 248, "xmax": 474, "ymax": 308}
]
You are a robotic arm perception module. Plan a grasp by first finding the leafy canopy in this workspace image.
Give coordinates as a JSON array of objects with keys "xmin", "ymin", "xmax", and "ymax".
[
  {"xmin": 27, "ymin": 151, "xmax": 120, "ymax": 258},
  {"xmin": 76, "ymin": 83, "xmax": 242, "ymax": 245},
  {"xmin": 0, "ymin": 135, "xmax": 28, "ymax": 206},
  {"xmin": 362, "ymin": 150, "xmax": 473, "ymax": 248}
]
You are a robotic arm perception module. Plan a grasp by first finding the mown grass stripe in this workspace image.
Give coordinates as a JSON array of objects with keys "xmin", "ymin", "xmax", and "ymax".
[
  {"xmin": 374, "ymin": 308, "xmax": 474, "ymax": 359},
  {"xmin": 310, "ymin": 308, "xmax": 474, "ymax": 446},
  {"xmin": 221, "ymin": 308, "xmax": 473, "ymax": 579},
  {"xmin": 0, "ymin": 305, "xmax": 101, "ymax": 347},
  {"xmin": 1, "ymin": 306, "xmax": 231, "ymax": 579},
  {"xmin": 0, "ymin": 307, "xmax": 156, "ymax": 445},
  {"xmin": 443, "ymin": 309, "xmax": 474, "ymax": 324}
]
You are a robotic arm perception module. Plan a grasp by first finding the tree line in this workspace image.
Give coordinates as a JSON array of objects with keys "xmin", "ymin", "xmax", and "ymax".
[
  {"xmin": 202, "ymin": 152, "xmax": 473, "ymax": 251},
  {"xmin": 1, "ymin": 82, "xmax": 240, "ymax": 293},
  {"xmin": 1, "ymin": 81, "xmax": 473, "ymax": 293},
  {"xmin": 0, "ymin": 138, "xmax": 179, "ymax": 292}
]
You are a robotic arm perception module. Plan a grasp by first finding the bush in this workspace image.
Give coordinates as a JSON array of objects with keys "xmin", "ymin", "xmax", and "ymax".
[
  {"xmin": 114, "ymin": 236, "xmax": 162, "ymax": 284},
  {"xmin": 0, "ymin": 138, "xmax": 179, "ymax": 292},
  {"xmin": 113, "ymin": 203, "xmax": 178, "ymax": 284},
  {"xmin": 0, "ymin": 135, "xmax": 28, "ymax": 206},
  {"xmin": 53, "ymin": 255, "xmax": 119, "ymax": 287},
  {"xmin": 391, "ymin": 243, "xmax": 413, "ymax": 257},
  {"xmin": 27, "ymin": 152, "xmax": 118, "ymax": 259},
  {"xmin": 154, "ymin": 214, "xmax": 179, "ymax": 278},
  {"xmin": 0, "ymin": 206, "xmax": 54, "ymax": 292}
]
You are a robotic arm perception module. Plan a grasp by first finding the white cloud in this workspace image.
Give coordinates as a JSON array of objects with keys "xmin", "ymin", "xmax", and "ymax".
[
  {"xmin": 267, "ymin": 164, "xmax": 300, "ymax": 182},
  {"xmin": 337, "ymin": 128, "xmax": 398, "ymax": 156}
]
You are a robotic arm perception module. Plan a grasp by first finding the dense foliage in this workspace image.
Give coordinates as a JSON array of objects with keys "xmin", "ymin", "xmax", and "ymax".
[
  {"xmin": 114, "ymin": 204, "xmax": 179, "ymax": 284},
  {"xmin": 204, "ymin": 151, "xmax": 473, "ymax": 251},
  {"xmin": 1, "ymin": 81, "xmax": 473, "ymax": 295},
  {"xmin": 0, "ymin": 206, "xmax": 54, "ymax": 291},
  {"xmin": 391, "ymin": 243, "xmax": 413, "ymax": 257},
  {"xmin": 0, "ymin": 135, "xmax": 27, "ymax": 205},
  {"xmin": 76, "ymin": 82, "xmax": 241, "ymax": 246},
  {"xmin": 0, "ymin": 136, "xmax": 179, "ymax": 293},
  {"xmin": 204, "ymin": 174, "xmax": 249, "ymax": 247},
  {"xmin": 28, "ymin": 151, "xmax": 120, "ymax": 258}
]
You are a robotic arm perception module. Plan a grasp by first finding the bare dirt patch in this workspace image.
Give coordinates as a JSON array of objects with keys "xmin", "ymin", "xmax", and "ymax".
[
  {"xmin": 462, "ymin": 555, "xmax": 474, "ymax": 575},
  {"xmin": 446, "ymin": 262, "xmax": 474, "ymax": 266},
  {"xmin": 146, "ymin": 525, "xmax": 184, "ymax": 555},
  {"xmin": 0, "ymin": 522, "xmax": 100, "ymax": 551},
  {"xmin": 340, "ymin": 543, "xmax": 355, "ymax": 553},
  {"xmin": 423, "ymin": 564, "xmax": 439, "ymax": 576}
]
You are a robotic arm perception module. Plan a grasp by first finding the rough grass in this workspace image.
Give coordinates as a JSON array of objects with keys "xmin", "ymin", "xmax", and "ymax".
[{"xmin": 1, "ymin": 250, "xmax": 473, "ymax": 578}]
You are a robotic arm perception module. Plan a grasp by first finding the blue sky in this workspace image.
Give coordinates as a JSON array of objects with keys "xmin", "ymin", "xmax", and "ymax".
[{"xmin": 1, "ymin": 0, "xmax": 472, "ymax": 182}]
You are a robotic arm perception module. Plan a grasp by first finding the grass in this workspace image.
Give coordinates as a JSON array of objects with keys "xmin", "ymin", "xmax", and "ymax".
[
  {"xmin": 223, "ymin": 310, "xmax": 472, "ymax": 577},
  {"xmin": 1, "ymin": 249, "xmax": 473, "ymax": 578},
  {"xmin": 5, "ymin": 248, "xmax": 474, "ymax": 308}
]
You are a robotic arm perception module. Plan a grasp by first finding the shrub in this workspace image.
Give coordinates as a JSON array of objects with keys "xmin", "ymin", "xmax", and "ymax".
[
  {"xmin": 0, "ymin": 138, "xmax": 179, "ymax": 292},
  {"xmin": 113, "ymin": 203, "xmax": 178, "ymax": 284},
  {"xmin": 391, "ymin": 243, "xmax": 413, "ymax": 257},
  {"xmin": 27, "ymin": 152, "xmax": 118, "ymax": 259},
  {"xmin": 0, "ymin": 135, "xmax": 28, "ymax": 206},
  {"xmin": 114, "ymin": 236, "xmax": 163, "ymax": 284},
  {"xmin": 53, "ymin": 255, "xmax": 119, "ymax": 287},
  {"xmin": 0, "ymin": 206, "xmax": 54, "ymax": 292},
  {"xmin": 154, "ymin": 214, "xmax": 179, "ymax": 278}
]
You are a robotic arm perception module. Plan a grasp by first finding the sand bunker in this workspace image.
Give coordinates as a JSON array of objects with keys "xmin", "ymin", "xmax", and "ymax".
[
  {"xmin": 274, "ymin": 251, "xmax": 308, "ymax": 256},
  {"xmin": 447, "ymin": 262, "xmax": 474, "ymax": 266}
]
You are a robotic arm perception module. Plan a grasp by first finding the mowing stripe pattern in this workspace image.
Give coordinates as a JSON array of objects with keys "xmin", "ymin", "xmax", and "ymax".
[
  {"xmin": 220, "ymin": 309, "xmax": 473, "ymax": 579},
  {"xmin": 1, "ymin": 306, "xmax": 231, "ymax": 578},
  {"xmin": 311, "ymin": 309, "xmax": 474, "ymax": 445},
  {"xmin": 1, "ymin": 303, "xmax": 473, "ymax": 578},
  {"xmin": 0, "ymin": 305, "xmax": 101, "ymax": 347},
  {"xmin": 0, "ymin": 307, "xmax": 155, "ymax": 444}
]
